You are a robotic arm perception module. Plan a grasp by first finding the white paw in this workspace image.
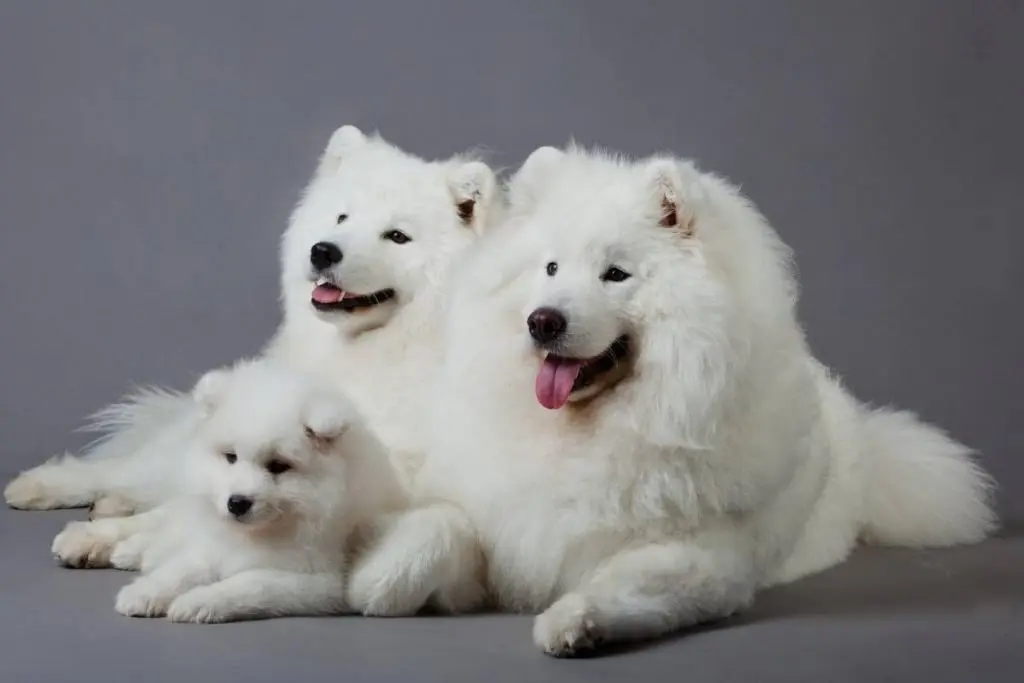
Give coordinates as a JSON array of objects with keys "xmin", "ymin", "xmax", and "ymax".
[
  {"xmin": 533, "ymin": 593, "xmax": 603, "ymax": 657},
  {"xmin": 5, "ymin": 464, "xmax": 88, "ymax": 510},
  {"xmin": 166, "ymin": 587, "xmax": 234, "ymax": 624},
  {"xmin": 51, "ymin": 521, "xmax": 114, "ymax": 568},
  {"xmin": 115, "ymin": 580, "xmax": 174, "ymax": 618}
]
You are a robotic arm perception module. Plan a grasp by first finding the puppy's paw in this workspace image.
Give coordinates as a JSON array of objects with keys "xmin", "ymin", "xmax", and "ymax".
[
  {"xmin": 533, "ymin": 593, "xmax": 603, "ymax": 657},
  {"xmin": 115, "ymin": 580, "xmax": 174, "ymax": 618},
  {"xmin": 51, "ymin": 521, "xmax": 114, "ymax": 569},
  {"xmin": 5, "ymin": 461, "xmax": 90, "ymax": 510},
  {"xmin": 109, "ymin": 534, "xmax": 150, "ymax": 571},
  {"xmin": 347, "ymin": 556, "xmax": 429, "ymax": 617},
  {"xmin": 166, "ymin": 586, "xmax": 235, "ymax": 624}
]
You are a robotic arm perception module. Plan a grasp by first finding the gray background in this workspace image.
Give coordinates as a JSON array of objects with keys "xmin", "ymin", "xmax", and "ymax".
[
  {"xmin": 2, "ymin": 3, "xmax": 1023, "ymax": 682},
  {"xmin": 1, "ymin": 0, "xmax": 1021, "ymax": 526}
]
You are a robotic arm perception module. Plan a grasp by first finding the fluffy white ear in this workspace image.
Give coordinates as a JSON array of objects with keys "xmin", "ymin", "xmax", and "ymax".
[
  {"xmin": 447, "ymin": 160, "xmax": 496, "ymax": 232},
  {"xmin": 644, "ymin": 158, "xmax": 697, "ymax": 237},
  {"xmin": 508, "ymin": 146, "xmax": 563, "ymax": 210},
  {"xmin": 192, "ymin": 368, "xmax": 231, "ymax": 415},
  {"xmin": 303, "ymin": 394, "xmax": 354, "ymax": 448},
  {"xmin": 317, "ymin": 125, "xmax": 367, "ymax": 175}
]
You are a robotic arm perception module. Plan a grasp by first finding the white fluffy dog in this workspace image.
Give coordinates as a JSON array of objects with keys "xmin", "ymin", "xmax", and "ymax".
[
  {"xmin": 5, "ymin": 125, "xmax": 496, "ymax": 516},
  {"xmin": 347, "ymin": 145, "xmax": 997, "ymax": 655},
  {"xmin": 53, "ymin": 359, "xmax": 406, "ymax": 623}
]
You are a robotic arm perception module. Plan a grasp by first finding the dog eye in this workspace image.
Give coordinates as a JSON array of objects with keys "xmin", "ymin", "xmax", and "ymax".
[
  {"xmin": 382, "ymin": 229, "xmax": 412, "ymax": 244},
  {"xmin": 546, "ymin": 261, "xmax": 558, "ymax": 276},
  {"xmin": 222, "ymin": 452, "xmax": 237, "ymax": 465},
  {"xmin": 265, "ymin": 459, "xmax": 292, "ymax": 476},
  {"xmin": 601, "ymin": 266, "xmax": 631, "ymax": 282},
  {"xmin": 336, "ymin": 213, "xmax": 348, "ymax": 224}
]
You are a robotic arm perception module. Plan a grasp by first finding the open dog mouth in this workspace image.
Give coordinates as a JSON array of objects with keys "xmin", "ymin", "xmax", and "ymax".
[
  {"xmin": 535, "ymin": 335, "xmax": 631, "ymax": 410},
  {"xmin": 311, "ymin": 279, "xmax": 396, "ymax": 313}
]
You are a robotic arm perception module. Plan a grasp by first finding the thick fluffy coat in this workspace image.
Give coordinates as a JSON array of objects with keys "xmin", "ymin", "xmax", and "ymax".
[{"xmin": 348, "ymin": 145, "xmax": 996, "ymax": 655}]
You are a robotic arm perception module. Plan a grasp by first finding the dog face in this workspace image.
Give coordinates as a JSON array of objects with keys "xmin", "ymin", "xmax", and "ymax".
[
  {"xmin": 281, "ymin": 126, "xmax": 495, "ymax": 336},
  {"xmin": 507, "ymin": 146, "xmax": 727, "ymax": 412},
  {"xmin": 188, "ymin": 361, "xmax": 357, "ymax": 534}
]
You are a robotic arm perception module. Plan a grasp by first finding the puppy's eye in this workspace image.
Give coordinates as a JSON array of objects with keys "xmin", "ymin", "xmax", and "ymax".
[
  {"xmin": 382, "ymin": 230, "xmax": 411, "ymax": 244},
  {"xmin": 336, "ymin": 213, "xmax": 348, "ymax": 224},
  {"xmin": 546, "ymin": 261, "xmax": 558, "ymax": 276},
  {"xmin": 265, "ymin": 459, "xmax": 292, "ymax": 476},
  {"xmin": 601, "ymin": 266, "xmax": 631, "ymax": 283},
  {"xmin": 223, "ymin": 452, "xmax": 237, "ymax": 465}
]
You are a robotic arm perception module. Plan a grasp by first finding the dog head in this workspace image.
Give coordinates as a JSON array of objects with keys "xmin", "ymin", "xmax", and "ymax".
[
  {"xmin": 188, "ymin": 360, "xmax": 365, "ymax": 535},
  {"xmin": 281, "ymin": 126, "xmax": 497, "ymax": 336}
]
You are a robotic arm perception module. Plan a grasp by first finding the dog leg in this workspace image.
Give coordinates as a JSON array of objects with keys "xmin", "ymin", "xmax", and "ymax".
[
  {"xmin": 115, "ymin": 558, "xmax": 214, "ymax": 618},
  {"xmin": 166, "ymin": 570, "xmax": 348, "ymax": 623},
  {"xmin": 52, "ymin": 505, "xmax": 169, "ymax": 568},
  {"xmin": 533, "ymin": 532, "xmax": 756, "ymax": 657},
  {"xmin": 347, "ymin": 502, "xmax": 486, "ymax": 616}
]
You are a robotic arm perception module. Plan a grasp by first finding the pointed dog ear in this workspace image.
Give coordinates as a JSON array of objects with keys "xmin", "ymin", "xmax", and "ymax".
[
  {"xmin": 303, "ymin": 394, "xmax": 355, "ymax": 450},
  {"xmin": 507, "ymin": 146, "xmax": 564, "ymax": 212},
  {"xmin": 192, "ymin": 368, "xmax": 232, "ymax": 416},
  {"xmin": 447, "ymin": 160, "xmax": 497, "ymax": 233},
  {"xmin": 643, "ymin": 158, "xmax": 697, "ymax": 237},
  {"xmin": 316, "ymin": 125, "xmax": 367, "ymax": 176}
]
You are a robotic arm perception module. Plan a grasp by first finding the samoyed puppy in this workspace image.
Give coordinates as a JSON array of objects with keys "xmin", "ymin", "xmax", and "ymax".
[
  {"xmin": 52, "ymin": 359, "xmax": 406, "ymax": 623},
  {"xmin": 5, "ymin": 125, "xmax": 497, "ymax": 516},
  {"xmin": 348, "ymin": 145, "xmax": 997, "ymax": 656}
]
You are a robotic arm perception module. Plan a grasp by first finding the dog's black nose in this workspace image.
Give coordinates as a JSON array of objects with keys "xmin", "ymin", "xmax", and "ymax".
[
  {"xmin": 527, "ymin": 307, "xmax": 568, "ymax": 344},
  {"xmin": 226, "ymin": 495, "xmax": 253, "ymax": 518},
  {"xmin": 310, "ymin": 242, "xmax": 343, "ymax": 271}
]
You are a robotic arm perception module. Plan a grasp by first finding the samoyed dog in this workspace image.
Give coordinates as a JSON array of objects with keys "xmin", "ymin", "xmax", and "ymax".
[
  {"xmin": 348, "ymin": 145, "xmax": 997, "ymax": 656},
  {"xmin": 52, "ymin": 359, "xmax": 406, "ymax": 623},
  {"xmin": 5, "ymin": 125, "xmax": 496, "ymax": 516}
]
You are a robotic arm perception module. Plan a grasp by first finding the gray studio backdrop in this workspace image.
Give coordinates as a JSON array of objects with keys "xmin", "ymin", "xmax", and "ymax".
[{"xmin": 1, "ymin": 2, "xmax": 1021, "ymax": 521}]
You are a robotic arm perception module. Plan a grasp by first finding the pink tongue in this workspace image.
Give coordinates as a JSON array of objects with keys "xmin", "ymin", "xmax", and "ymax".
[
  {"xmin": 535, "ymin": 356, "xmax": 582, "ymax": 410},
  {"xmin": 312, "ymin": 285, "xmax": 343, "ymax": 304}
]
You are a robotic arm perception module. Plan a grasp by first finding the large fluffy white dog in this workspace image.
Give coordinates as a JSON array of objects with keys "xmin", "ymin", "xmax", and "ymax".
[
  {"xmin": 347, "ymin": 145, "xmax": 997, "ymax": 656},
  {"xmin": 5, "ymin": 125, "xmax": 497, "ymax": 514}
]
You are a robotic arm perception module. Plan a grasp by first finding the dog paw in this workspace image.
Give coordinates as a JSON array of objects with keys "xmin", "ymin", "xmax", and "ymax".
[
  {"xmin": 347, "ymin": 558, "xmax": 428, "ymax": 617},
  {"xmin": 115, "ymin": 580, "xmax": 174, "ymax": 618},
  {"xmin": 166, "ymin": 587, "xmax": 234, "ymax": 624},
  {"xmin": 5, "ymin": 464, "xmax": 87, "ymax": 510},
  {"xmin": 51, "ymin": 521, "xmax": 114, "ymax": 568},
  {"xmin": 533, "ymin": 593, "xmax": 603, "ymax": 657}
]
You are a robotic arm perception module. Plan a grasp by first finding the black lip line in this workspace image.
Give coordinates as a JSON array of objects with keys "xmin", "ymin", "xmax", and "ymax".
[
  {"xmin": 545, "ymin": 335, "xmax": 631, "ymax": 393},
  {"xmin": 311, "ymin": 287, "xmax": 396, "ymax": 312}
]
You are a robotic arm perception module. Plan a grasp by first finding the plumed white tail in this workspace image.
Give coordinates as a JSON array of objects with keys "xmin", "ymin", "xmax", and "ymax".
[
  {"xmin": 81, "ymin": 386, "xmax": 192, "ymax": 459},
  {"xmin": 859, "ymin": 407, "xmax": 997, "ymax": 547}
]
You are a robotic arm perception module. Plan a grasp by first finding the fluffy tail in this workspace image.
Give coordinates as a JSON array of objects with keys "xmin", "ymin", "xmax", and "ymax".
[{"xmin": 859, "ymin": 407, "xmax": 997, "ymax": 547}]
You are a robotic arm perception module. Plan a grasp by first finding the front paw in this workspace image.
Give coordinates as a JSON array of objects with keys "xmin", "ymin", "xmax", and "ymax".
[
  {"xmin": 115, "ymin": 580, "xmax": 175, "ymax": 618},
  {"xmin": 347, "ymin": 555, "xmax": 429, "ymax": 617},
  {"xmin": 533, "ymin": 593, "xmax": 603, "ymax": 657},
  {"xmin": 52, "ymin": 521, "xmax": 113, "ymax": 568},
  {"xmin": 166, "ymin": 587, "xmax": 235, "ymax": 624}
]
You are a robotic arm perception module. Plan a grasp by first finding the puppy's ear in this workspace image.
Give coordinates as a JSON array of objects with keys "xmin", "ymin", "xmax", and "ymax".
[
  {"xmin": 303, "ymin": 395, "xmax": 354, "ymax": 450},
  {"xmin": 317, "ymin": 125, "xmax": 367, "ymax": 175},
  {"xmin": 644, "ymin": 158, "xmax": 698, "ymax": 237},
  {"xmin": 192, "ymin": 368, "xmax": 231, "ymax": 415},
  {"xmin": 447, "ymin": 160, "xmax": 496, "ymax": 234},
  {"xmin": 507, "ymin": 146, "xmax": 563, "ymax": 211}
]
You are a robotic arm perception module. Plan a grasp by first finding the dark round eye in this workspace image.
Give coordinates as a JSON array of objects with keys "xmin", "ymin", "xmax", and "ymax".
[
  {"xmin": 546, "ymin": 261, "xmax": 558, "ymax": 276},
  {"xmin": 601, "ymin": 266, "xmax": 632, "ymax": 282},
  {"xmin": 336, "ymin": 213, "xmax": 348, "ymax": 224},
  {"xmin": 383, "ymin": 229, "xmax": 411, "ymax": 244},
  {"xmin": 223, "ymin": 452, "xmax": 237, "ymax": 465},
  {"xmin": 265, "ymin": 459, "xmax": 292, "ymax": 476}
]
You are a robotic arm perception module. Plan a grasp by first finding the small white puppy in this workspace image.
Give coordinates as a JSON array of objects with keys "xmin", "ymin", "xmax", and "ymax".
[{"xmin": 53, "ymin": 359, "xmax": 406, "ymax": 623}]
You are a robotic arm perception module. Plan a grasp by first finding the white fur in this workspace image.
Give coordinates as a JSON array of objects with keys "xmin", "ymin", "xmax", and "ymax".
[
  {"xmin": 348, "ymin": 145, "xmax": 997, "ymax": 656},
  {"xmin": 52, "ymin": 359, "xmax": 405, "ymax": 623},
  {"xmin": 5, "ymin": 126, "xmax": 498, "ymax": 511}
]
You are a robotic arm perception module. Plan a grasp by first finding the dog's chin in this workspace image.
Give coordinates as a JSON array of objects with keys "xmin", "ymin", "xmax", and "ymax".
[{"xmin": 534, "ymin": 335, "xmax": 633, "ymax": 410}]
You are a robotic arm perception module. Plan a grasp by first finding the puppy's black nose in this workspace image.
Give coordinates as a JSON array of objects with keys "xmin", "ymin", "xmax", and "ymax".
[
  {"xmin": 310, "ymin": 242, "xmax": 343, "ymax": 271},
  {"xmin": 226, "ymin": 495, "xmax": 253, "ymax": 518},
  {"xmin": 527, "ymin": 307, "xmax": 568, "ymax": 344}
]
